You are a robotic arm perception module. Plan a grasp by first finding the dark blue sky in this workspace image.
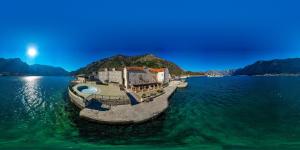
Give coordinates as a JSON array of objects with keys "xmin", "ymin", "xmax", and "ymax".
[{"xmin": 1, "ymin": 0, "xmax": 300, "ymax": 71}]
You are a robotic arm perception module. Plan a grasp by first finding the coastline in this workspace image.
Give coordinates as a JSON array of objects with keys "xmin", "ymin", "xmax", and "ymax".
[{"xmin": 253, "ymin": 73, "xmax": 300, "ymax": 77}]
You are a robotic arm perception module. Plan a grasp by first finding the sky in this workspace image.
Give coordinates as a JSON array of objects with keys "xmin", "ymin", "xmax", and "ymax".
[{"xmin": 1, "ymin": 0, "xmax": 300, "ymax": 71}]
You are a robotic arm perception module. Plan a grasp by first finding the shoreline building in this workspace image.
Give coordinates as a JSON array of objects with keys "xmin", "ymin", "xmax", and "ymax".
[
  {"xmin": 94, "ymin": 67, "xmax": 170, "ymax": 91},
  {"xmin": 149, "ymin": 68, "xmax": 170, "ymax": 84},
  {"xmin": 123, "ymin": 67, "xmax": 170, "ymax": 92}
]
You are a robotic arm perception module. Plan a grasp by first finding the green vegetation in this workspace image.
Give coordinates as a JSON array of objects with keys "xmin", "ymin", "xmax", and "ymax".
[
  {"xmin": 185, "ymin": 71, "xmax": 206, "ymax": 76},
  {"xmin": 157, "ymin": 89, "xmax": 164, "ymax": 93},
  {"xmin": 75, "ymin": 54, "xmax": 185, "ymax": 76}
]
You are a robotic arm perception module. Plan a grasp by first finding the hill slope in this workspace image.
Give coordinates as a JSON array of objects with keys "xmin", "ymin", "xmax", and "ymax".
[
  {"xmin": 0, "ymin": 58, "xmax": 69, "ymax": 76},
  {"xmin": 233, "ymin": 58, "xmax": 300, "ymax": 75},
  {"xmin": 75, "ymin": 54, "xmax": 184, "ymax": 76}
]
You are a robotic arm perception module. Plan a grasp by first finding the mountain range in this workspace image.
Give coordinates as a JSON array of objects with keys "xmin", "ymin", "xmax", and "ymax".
[
  {"xmin": 233, "ymin": 58, "xmax": 300, "ymax": 75},
  {"xmin": 2, "ymin": 56, "xmax": 300, "ymax": 77},
  {"xmin": 0, "ymin": 58, "xmax": 69, "ymax": 76},
  {"xmin": 74, "ymin": 55, "xmax": 300, "ymax": 76},
  {"xmin": 75, "ymin": 54, "xmax": 185, "ymax": 76}
]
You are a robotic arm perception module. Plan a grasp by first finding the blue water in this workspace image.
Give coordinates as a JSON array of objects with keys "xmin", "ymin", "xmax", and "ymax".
[{"xmin": 1, "ymin": 76, "xmax": 300, "ymax": 149}]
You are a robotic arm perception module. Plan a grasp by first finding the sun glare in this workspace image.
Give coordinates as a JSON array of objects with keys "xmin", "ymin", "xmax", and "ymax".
[{"xmin": 27, "ymin": 46, "xmax": 38, "ymax": 58}]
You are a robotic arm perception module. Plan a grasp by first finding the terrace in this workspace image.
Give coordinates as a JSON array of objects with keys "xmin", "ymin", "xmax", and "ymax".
[{"xmin": 72, "ymin": 82, "xmax": 131, "ymax": 108}]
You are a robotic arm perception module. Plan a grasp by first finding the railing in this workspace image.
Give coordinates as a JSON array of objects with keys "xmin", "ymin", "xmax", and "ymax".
[{"xmin": 68, "ymin": 83, "xmax": 85, "ymax": 100}]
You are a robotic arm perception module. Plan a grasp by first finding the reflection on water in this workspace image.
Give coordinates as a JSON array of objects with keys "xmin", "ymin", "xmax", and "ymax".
[
  {"xmin": 20, "ymin": 76, "xmax": 43, "ymax": 113},
  {"xmin": 23, "ymin": 76, "xmax": 42, "ymax": 82}
]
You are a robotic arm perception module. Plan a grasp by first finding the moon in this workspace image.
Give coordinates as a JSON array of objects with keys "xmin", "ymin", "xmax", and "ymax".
[{"xmin": 27, "ymin": 46, "xmax": 38, "ymax": 58}]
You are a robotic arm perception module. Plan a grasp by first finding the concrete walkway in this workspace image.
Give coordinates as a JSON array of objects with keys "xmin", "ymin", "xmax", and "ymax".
[{"xmin": 79, "ymin": 85, "xmax": 177, "ymax": 124}]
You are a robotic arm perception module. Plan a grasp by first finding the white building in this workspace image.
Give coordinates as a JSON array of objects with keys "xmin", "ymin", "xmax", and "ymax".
[{"xmin": 149, "ymin": 68, "xmax": 165, "ymax": 83}]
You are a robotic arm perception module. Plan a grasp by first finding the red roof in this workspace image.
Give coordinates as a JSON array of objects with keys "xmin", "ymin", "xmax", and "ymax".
[
  {"xmin": 149, "ymin": 68, "xmax": 165, "ymax": 73},
  {"xmin": 127, "ymin": 67, "xmax": 165, "ymax": 72}
]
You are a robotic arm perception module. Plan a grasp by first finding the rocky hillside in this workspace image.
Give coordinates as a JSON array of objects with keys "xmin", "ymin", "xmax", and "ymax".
[
  {"xmin": 75, "ymin": 54, "xmax": 184, "ymax": 76},
  {"xmin": 233, "ymin": 58, "xmax": 300, "ymax": 75},
  {"xmin": 0, "ymin": 58, "xmax": 69, "ymax": 76}
]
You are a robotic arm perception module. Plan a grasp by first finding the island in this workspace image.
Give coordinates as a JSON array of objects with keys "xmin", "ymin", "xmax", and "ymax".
[{"xmin": 68, "ymin": 54, "xmax": 188, "ymax": 124}]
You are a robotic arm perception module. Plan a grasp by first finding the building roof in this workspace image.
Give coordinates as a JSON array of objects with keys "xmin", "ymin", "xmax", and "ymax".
[
  {"xmin": 128, "ymin": 73, "xmax": 158, "ymax": 85},
  {"xmin": 127, "ymin": 67, "xmax": 166, "ymax": 72},
  {"xmin": 149, "ymin": 68, "xmax": 165, "ymax": 73}
]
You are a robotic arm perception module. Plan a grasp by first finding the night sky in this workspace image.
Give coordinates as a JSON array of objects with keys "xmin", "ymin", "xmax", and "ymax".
[{"xmin": 1, "ymin": 0, "xmax": 300, "ymax": 71}]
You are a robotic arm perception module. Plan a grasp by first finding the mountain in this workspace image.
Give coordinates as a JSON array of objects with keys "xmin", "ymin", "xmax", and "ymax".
[
  {"xmin": 0, "ymin": 58, "xmax": 69, "ymax": 76},
  {"xmin": 29, "ymin": 64, "xmax": 69, "ymax": 76},
  {"xmin": 233, "ymin": 58, "xmax": 300, "ymax": 75},
  {"xmin": 0, "ymin": 58, "xmax": 30, "ymax": 75},
  {"xmin": 75, "ymin": 54, "xmax": 184, "ymax": 76}
]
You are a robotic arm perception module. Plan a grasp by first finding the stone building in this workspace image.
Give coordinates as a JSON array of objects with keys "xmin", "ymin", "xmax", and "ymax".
[
  {"xmin": 95, "ymin": 67, "xmax": 170, "ymax": 91},
  {"xmin": 75, "ymin": 74, "xmax": 86, "ymax": 83},
  {"xmin": 163, "ymin": 68, "xmax": 170, "ymax": 83},
  {"xmin": 97, "ymin": 68, "xmax": 123, "ymax": 84},
  {"xmin": 123, "ymin": 67, "xmax": 170, "ymax": 91}
]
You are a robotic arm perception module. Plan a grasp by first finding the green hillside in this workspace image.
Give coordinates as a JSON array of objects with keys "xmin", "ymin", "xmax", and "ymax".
[{"xmin": 75, "ymin": 54, "xmax": 184, "ymax": 76}]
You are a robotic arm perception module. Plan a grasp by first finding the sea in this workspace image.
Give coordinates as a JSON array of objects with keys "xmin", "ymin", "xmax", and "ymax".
[{"xmin": 1, "ymin": 76, "xmax": 300, "ymax": 150}]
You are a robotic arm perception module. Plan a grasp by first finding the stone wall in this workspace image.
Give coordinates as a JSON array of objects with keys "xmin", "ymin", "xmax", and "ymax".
[
  {"xmin": 108, "ymin": 70, "xmax": 123, "ymax": 84},
  {"xmin": 100, "ymin": 98, "xmax": 131, "ymax": 106},
  {"xmin": 68, "ymin": 87, "xmax": 85, "ymax": 109},
  {"xmin": 97, "ymin": 68, "xmax": 123, "ymax": 84},
  {"xmin": 164, "ymin": 68, "xmax": 170, "ymax": 83},
  {"xmin": 88, "ymin": 94, "xmax": 131, "ymax": 106},
  {"xmin": 98, "ymin": 71, "xmax": 108, "ymax": 83}
]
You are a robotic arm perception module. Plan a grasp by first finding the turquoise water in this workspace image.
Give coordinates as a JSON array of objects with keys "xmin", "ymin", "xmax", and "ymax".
[{"xmin": 1, "ymin": 76, "xmax": 300, "ymax": 149}]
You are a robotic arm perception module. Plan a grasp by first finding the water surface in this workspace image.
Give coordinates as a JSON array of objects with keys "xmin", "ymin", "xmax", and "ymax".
[{"xmin": 1, "ymin": 76, "xmax": 300, "ymax": 149}]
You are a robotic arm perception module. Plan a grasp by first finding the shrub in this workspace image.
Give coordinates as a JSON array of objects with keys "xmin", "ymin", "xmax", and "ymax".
[{"xmin": 157, "ymin": 89, "xmax": 163, "ymax": 93}]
